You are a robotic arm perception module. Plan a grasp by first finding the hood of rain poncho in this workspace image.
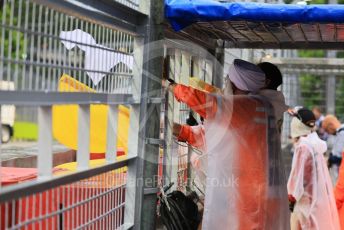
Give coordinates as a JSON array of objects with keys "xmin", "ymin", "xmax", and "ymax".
[
  {"xmin": 298, "ymin": 132, "xmax": 327, "ymax": 154},
  {"xmin": 290, "ymin": 117, "xmax": 313, "ymax": 139}
]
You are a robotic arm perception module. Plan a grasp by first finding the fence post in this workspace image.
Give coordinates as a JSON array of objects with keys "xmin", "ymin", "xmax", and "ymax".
[
  {"xmin": 171, "ymin": 49, "xmax": 181, "ymax": 190},
  {"xmin": 77, "ymin": 105, "xmax": 90, "ymax": 170},
  {"xmin": 123, "ymin": 33, "xmax": 145, "ymax": 229},
  {"xmin": 138, "ymin": 0, "xmax": 165, "ymax": 228},
  {"xmin": 326, "ymin": 75, "xmax": 336, "ymax": 114},
  {"xmin": 163, "ymin": 51, "xmax": 173, "ymax": 187},
  {"xmin": 37, "ymin": 106, "xmax": 53, "ymax": 178},
  {"xmin": 105, "ymin": 105, "xmax": 119, "ymax": 163},
  {"xmin": 326, "ymin": 50, "xmax": 336, "ymax": 115}
]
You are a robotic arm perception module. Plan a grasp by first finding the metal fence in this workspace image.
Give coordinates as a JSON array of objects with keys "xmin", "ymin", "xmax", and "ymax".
[
  {"xmin": 280, "ymin": 69, "xmax": 344, "ymax": 144},
  {"xmin": 0, "ymin": 0, "xmax": 134, "ymax": 94},
  {"xmin": 335, "ymin": 75, "xmax": 344, "ymax": 121},
  {"xmin": 161, "ymin": 47, "xmax": 214, "ymax": 193},
  {"xmin": 0, "ymin": 0, "xmax": 146, "ymax": 229},
  {"xmin": 0, "ymin": 165, "xmax": 127, "ymax": 230},
  {"xmin": 114, "ymin": 0, "xmax": 140, "ymax": 10}
]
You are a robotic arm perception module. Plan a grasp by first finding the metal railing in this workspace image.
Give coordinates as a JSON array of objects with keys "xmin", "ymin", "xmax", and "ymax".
[
  {"xmin": 162, "ymin": 48, "xmax": 214, "ymax": 193},
  {"xmin": 114, "ymin": 0, "xmax": 140, "ymax": 10},
  {"xmin": 0, "ymin": 161, "xmax": 128, "ymax": 229},
  {"xmin": 0, "ymin": 0, "xmax": 134, "ymax": 94},
  {"xmin": 0, "ymin": 0, "xmax": 144, "ymax": 229}
]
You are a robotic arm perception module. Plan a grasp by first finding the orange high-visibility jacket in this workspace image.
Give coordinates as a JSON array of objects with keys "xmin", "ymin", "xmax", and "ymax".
[
  {"xmin": 178, "ymin": 124, "xmax": 206, "ymax": 184},
  {"xmin": 178, "ymin": 125, "xmax": 205, "ymax": 150},
  {"xmin": 335, "ymin": 152, "xmax": 344, "ymax": 229},
  {"xmin": 173, "ymin": 84, "xmax": 288, "ymax": 229}
]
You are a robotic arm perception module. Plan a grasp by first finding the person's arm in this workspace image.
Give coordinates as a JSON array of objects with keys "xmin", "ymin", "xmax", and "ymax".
[
  {"xmin": 334, "ymin": 152, "xmax": 344, "ymax": 209},
  {"xmin": 173, "ymin": 123, "xmax": 205, "ymax": 150},
  {"xmin": 169, "ymin": 83, "xmax": 217, "ymax": 119}
]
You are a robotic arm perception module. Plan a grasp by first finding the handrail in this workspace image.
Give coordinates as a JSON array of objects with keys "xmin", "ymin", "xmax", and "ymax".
[
  {"xmin": 0, "ymin": 156, "xmax": 136, "ymax": 203},
  {"xmin": 0, "ymin": 91, "xmax": 136, "ymax": 106}
]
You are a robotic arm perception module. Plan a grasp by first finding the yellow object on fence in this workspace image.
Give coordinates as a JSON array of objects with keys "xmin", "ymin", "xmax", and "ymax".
[
  {"xmin": 52, "ymin": 74, "xmax": 130, "ymax": 154},
  {"xmin": 189, "ymin": 77, "xmax": 221, "ymax": 93}
]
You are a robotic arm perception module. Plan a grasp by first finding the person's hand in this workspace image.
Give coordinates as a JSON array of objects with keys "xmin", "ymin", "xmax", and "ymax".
[
  {"xmin": 288, "ymin": 194, "xmax": 296, "ymax": 212},
  {"xmin": 287, "ymin": 108, "xmax": 297, "ymax": 116},
  {"xmin": 287, "ymin": 106, "xmax": 303, "ymax": 116},
  {"xmin": 167, "ymin": 82, "xmax": 176, "ymax": 92},
  {"xmin": 163, "ymin": 78, "xmax": 176, "ymax": 92},
  {"xmin": 162, "ymin": 78, "xmax": 174, "ymax": 88},
  {"xmin": 172, "ymin": 122, "xmax": 182, "ymax": 137},
  {"xmin": 289, "ymin": 201, "xmax": 295, "ymax": 212},
  {"xmin": 162, "ymin": 78, "xmax": 167, "ymax": 88}
]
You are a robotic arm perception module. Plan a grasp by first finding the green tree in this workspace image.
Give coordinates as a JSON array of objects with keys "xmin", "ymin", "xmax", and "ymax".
[
  {"xmin": 335, "ymin": 77, "xmax": 344, "ymax": 120},
  {"xmin": 299, "ymin": 74, "xmax": 326, "ymax": 110},
  {"xmin": 0, "ymin": 1, "xmax": 26, "ymax": 59},
  {"xmin": 298, "ymin": 50, "xmax": 325, "ymax": 58},
  {"xmin": 297, "ymin": 50, "xmax": 326, "ymax": 110}
]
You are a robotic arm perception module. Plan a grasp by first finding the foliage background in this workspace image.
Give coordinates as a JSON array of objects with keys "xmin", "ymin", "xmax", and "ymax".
[{"xmin": 287, "ymin": 0, "xmax": 344, "ymax": 120}]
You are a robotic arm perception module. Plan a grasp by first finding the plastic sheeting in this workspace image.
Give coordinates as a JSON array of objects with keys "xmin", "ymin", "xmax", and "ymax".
[
  {"xmin": 172, "ymin": 83, "xmax": 289, "ymax": 229},
  {"xmin": 188, "ymin": 125, "xmax": 207, "ymax": 191},
  {"xmin": 288, "ymin": 132, "xmax": 340, "ymax": 229},
  {"xmin": 60, "ymin": 29, "xmax": 133, "ymax": 85},
  {"xmin": 202, "ymin": 95, "xmax": 289, "ymax": 230},
  {"xmin": 165, "ymin": 0, "xmax": 344, "ymax": 31}
]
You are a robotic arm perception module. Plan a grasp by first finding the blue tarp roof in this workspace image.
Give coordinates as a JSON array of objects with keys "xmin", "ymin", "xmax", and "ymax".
[
  {"xmin": 165, "ymin": 0, "xmax": 344, "ymax": 31},
  {"xmin": 164, "ymin": 1, "xmax": 344, "ymax": 49}
]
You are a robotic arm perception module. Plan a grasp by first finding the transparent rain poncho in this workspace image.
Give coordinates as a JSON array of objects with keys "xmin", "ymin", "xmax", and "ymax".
[
  {"xmin": 287, "ymin": 132, "xmax": 340, "ymax": 230},
  {"xmin": 202, "ymin": 94, "xmax": 290, "ymax": 230},
  {"xmin": 188, "ymin": 125, "xmax": 207, "ymax": 191},
  {"xmin": 334, "ymin": 153, "xmax": 344, "ymax": 229},
  {"xmin": 178, "ymin": 124, "xmax": 208, "ymax": 192},
  {"xmin": 173, "ymin": 84, "xmax": 290, "ymax": 229}
]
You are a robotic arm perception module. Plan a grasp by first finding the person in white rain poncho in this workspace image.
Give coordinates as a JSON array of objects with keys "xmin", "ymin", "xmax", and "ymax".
[{"xmin": 287, "ymin": 108, "xmax": 340, "ymax": 230}]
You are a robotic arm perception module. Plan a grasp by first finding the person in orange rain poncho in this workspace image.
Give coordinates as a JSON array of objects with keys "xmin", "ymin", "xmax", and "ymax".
[
  {"xmin": 173, "ymin": 62, "xmax": 288, "ymax": 203},
  {"xmin": 334, "ymin": 153, "xmax": 344, "ymax": 229},
  {"xmin": 167, "ymin": 59, "xmax": 289, "ymax": 230},
  {"xmin": 288, "ymin": 108, "xmax": 340, "ymax": 230},
  {"xmin": 329, "ymin": 117, "xmax": 344, "ymax": 229}
]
